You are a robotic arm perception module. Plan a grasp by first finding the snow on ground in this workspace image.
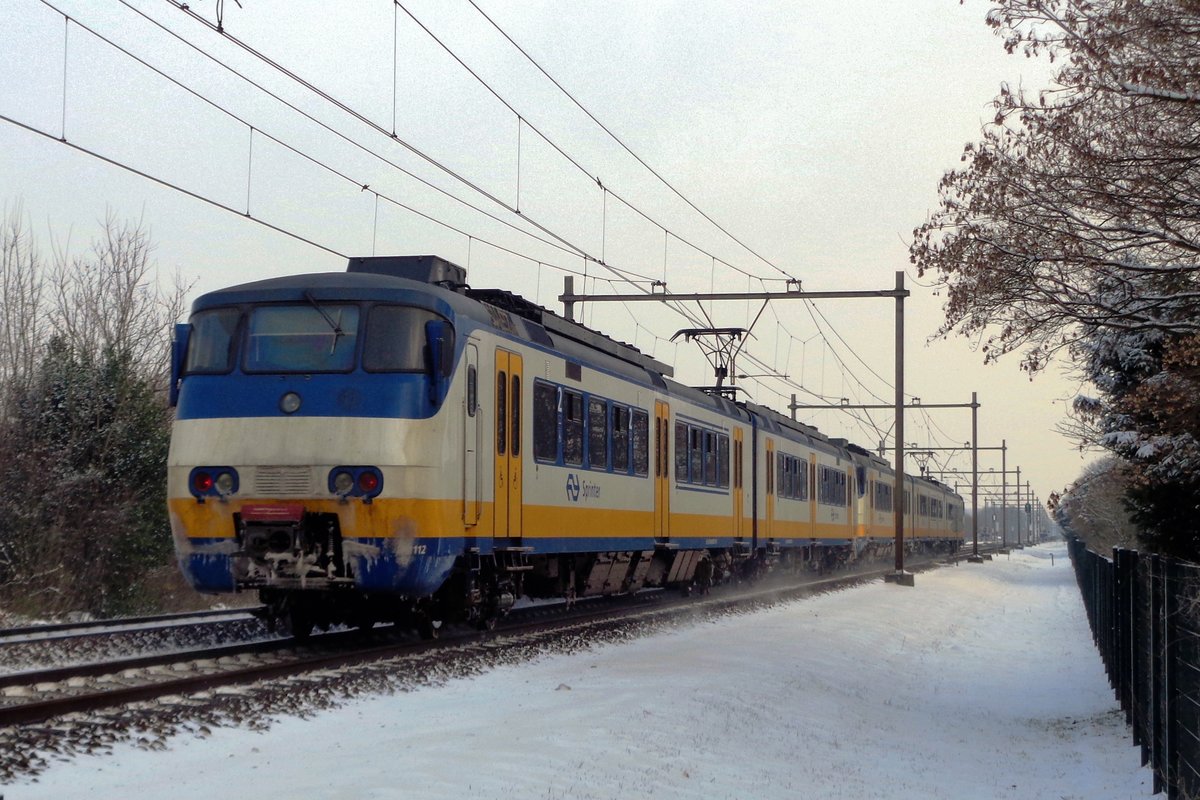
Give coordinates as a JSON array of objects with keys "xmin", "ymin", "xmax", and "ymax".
[{"xmin": 4, "ymin": 543, "xmax": 1151, "ymax": 799}]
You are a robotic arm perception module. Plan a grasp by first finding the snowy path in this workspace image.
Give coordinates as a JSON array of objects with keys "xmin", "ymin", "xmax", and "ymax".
[{"xmin": 5, "ymin": 543, "xmax": 1150, "ymax": 799}]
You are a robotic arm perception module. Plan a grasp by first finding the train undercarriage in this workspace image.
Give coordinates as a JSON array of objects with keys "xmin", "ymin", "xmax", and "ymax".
[{"xmin": 253, "ymin": 538, "xmax": 961, "ymax": 640}]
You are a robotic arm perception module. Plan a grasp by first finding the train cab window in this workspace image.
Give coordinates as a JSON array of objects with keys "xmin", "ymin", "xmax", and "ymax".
[
  {"xmin": 632, "ymin": 409, "xmax": 649, "ymax": 476},
  {"xmin": 363, "ymin": 306, "xmax": 449, "ymax": 371},
  {"xmin": 186, "ymin": 307, "xmax": 240, "ymax": 374},
  {"xmin": 612, "ymin": 405, "xmax": 630, "ymax": 472},
  {"xmin": 563, "ymin": 390, "xmax": 583, "ymax": 466},
  {"xmin": 245, "ymin": 304, "xmax": 359, "ymax": 373},
  {"xmin": 674, "ymin": 421, "xmax": 688, "ymax": 481},
  {"xmin": 718, "ymin": 435, "xmax": 729, "ymax": 488},
  {"xmin": 533, "ymin": 382, "xmax": 558, "ymax": 462},
  {"xmin": 588, "ymin": 397, "xmax": 607, "ymax": 469}
]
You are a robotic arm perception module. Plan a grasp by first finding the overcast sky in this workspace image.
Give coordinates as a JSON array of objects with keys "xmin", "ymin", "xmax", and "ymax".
[{"xmin": 0, "ymin": 0, "xmax": 1079, "ymax": 512}]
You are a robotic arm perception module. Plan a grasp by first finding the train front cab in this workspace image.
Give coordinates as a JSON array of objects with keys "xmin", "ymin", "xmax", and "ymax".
[{"xmin": 167, "ymin": 272, "xmax": 471, "ymax": 633}]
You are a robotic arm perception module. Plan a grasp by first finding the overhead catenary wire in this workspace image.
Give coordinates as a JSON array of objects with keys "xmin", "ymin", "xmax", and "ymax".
[{"xmin": 21, "ymin": 2, "xmax": 928, "ymax": 457}]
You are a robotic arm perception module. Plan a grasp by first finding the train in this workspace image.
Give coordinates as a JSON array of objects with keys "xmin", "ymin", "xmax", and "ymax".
[{"xmin": 167, "ymin": 255, "xmax": 964, "ymax": 637}]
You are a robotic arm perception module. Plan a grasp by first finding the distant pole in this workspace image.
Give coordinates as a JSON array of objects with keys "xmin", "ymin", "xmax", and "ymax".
[
  {"xmin": 1015, "ymin": 466, "xmax": 1022, "ymax": 546},
  {"xmin": 1001, "ymin": 440, "xmax": 1008, "ymax": 550},
  {"xmin": 971, "ymin": 391, "xmax": 979, "ymax": 558}
]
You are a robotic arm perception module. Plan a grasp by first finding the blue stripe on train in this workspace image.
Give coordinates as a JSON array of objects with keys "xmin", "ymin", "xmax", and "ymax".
[{"xmin": 176, "ymin": 371, "xmax": 439, "ymax": 420}]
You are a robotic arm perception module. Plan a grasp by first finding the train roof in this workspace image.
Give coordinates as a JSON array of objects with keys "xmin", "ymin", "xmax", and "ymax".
[{"xmin": 191, "ymin": 256, "xmax": 960, "ymax": 498}]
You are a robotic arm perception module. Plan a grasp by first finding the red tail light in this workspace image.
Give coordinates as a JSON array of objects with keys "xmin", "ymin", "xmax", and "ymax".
[
  {"xmin": 193, "ymin": 471, "xmax": 214, "ymax": 493},
  {"xmin": 358, "ymin": 472, "xmax": 379, "ymax": 493}
]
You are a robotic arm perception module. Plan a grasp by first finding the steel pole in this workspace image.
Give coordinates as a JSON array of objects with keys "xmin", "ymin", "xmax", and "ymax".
[
  {"xmin": 971, "ymin": 391, "xmax": 979, "ymax": 557},
  {"xmin": 1001, "ymin": 440, "xmax": 1008, "ymax": 549}
]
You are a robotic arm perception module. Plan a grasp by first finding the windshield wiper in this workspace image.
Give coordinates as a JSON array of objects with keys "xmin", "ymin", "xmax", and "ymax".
[{"xmin": 303, "ymin": 291, "xmax": 346, "ymax": 355}]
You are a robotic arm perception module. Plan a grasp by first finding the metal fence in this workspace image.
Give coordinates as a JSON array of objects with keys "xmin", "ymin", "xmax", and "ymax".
[{"xmin": 1068, "ymin": 538, "xmax": 1200, "ymax": 798}]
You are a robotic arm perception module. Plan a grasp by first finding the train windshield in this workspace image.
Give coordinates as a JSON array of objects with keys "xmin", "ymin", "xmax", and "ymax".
[
  {"xmin": 244, "ymin": 304, "xmax": 360, "ymax": 373},
  {"xmin": 363, "ymin": 305, "xmax": 452, "ymax": 372},
  {"xmin": 185, "ymin": 307, "xmax": 240, "ymax": 374}
]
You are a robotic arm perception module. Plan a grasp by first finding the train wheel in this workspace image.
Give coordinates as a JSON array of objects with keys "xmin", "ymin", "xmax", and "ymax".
[
  {"xmin": 417, "ymin": 616, "xmax": 442, "ymax": 640},
  {"xmin": 287, "ymin": 607, "xmax": 314, "ymax": 642},
  {"xmin": 477, "ymin": 615, "xmax": 498, "ymax": 632}
]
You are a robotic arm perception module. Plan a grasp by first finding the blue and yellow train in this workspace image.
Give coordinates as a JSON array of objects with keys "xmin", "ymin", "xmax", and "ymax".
[{"xmin": 168, "ymin": 256, "xmax": 964, "ymax": 636}]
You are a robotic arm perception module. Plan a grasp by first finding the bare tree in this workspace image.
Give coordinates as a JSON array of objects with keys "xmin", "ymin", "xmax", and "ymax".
[
  {"xmin": 0, "ymin": 202, "xmax": 44, "ymax": 413},
  {"xmin": 47, "ymin": 210, "xmax": 187, "ymax": 383}
]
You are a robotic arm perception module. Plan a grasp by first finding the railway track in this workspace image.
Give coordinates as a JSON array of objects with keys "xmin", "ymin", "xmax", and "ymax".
[
  {"xmin": 0, "ymin": 550, "xmax": 975, "ymax": 730},
  {"xmin": 0, "ymin": 606, "xmax": 273, "ymax": 678}
]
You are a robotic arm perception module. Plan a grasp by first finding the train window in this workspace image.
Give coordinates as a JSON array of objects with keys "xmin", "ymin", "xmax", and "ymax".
[
  {"xmin": 496, "ymin": 372, "xmax": 507, "ymax": 456},
  {"xmin": 776, "ymin": 453, "xmax": 785, "ymax": 497},
  {"xmin": 819, "ymin": 466, "xmax": 847, "ymax": 506},
  {"xmin": 563, "ymin": 390, "xmax": 583, "ymax": 466},
  {"xmin": 185, "ymin": 307, "xmax": 240, "ymax": 374},
  {"xmin": 588, "ymin": 397, "xmax": 607, "ymax": 469},
  {"xmin": 363, "ymin": 306, "xmax": 449, "ymax": 372},
  {"xmin": 675, "ymin": 422, "xmax": 688, "ymax": 481},
  {"xmin": 701, "ymin": 432, "xmax": 714, "ymax": 485},
  {"xmin": 467, "ymin": 365, "xmax": 477, "ymax": 417},
  {"xmin": 612, "ymin": 405, "xmax": 629, "ymax": 472},
  {"xmin": 797, "ymin": 459, "xmax": 809, "ymax": 501},
  {"xmin": 718, "ymin": 435, "xmax": 729, "ymax": 488},
  {"xmin": 632, "ymin": 409, "xmax": 649, "ymax": 476},
  {"xmin": 533, "ymin": 382, "xmax": 558, "ymax": 462},
  {"xmin": 690, "ymin": 429, "xmax": 703, "ymax": 485},
  {"xmin": 510, "ymin": 375, "xmax": 521, "ymax": 457},
  {"xmin": 919, "ymin": 495, "xmax": 929, "ymax": 516},
  {"xmin": 874, "ymin": 482, "xmax": 892, "ymax": 512},
  {"xmin": 245, "ymin": 304, "xmax": 359, "ymax": 373}
]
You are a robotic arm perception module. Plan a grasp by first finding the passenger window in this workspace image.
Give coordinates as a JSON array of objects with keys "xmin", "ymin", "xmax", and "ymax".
[
  {"xmin": 533, "ymin": 382, "xmax": 558, "ymax": 462},
  {"xmin": 612, "ymin": 405, "xmax": 630, "ymax": 472},
  {"xmin": 675, "ymin": 422, "xmax": 688, "ymax": 482},
  {"xmin": 718, "ymin": 435, "xmax": 729, "ymax": 488},
  {"xmin": 632, "ymin": 409, "xmax": 649, "ymax": 476},
  {"xmin": 588, "ymin": 397, "xmax": 607, "ymax": 469},
  {"xmin": 563, "ymin": 390, "xmax": 583, "ymax": 466},
  {"xmin": 690, "ymin": 429, "xmax": 703, "ymax": 485},
  {"xmin": 704, "ymin": 432, "xmax": 716, "ymax": 485}
]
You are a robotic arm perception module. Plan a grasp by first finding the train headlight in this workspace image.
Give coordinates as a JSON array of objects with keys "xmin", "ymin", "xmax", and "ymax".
[
  {"xmin": 328, "ymin": 467, "xmax": 383, "ymax": 500},
  {"xmin": 189, "ymin": 467, "xmax": 238, "ymax": 499},
  {"xmin": 280, "ymin": 391, "xmax": 302, "ymax": 414}
]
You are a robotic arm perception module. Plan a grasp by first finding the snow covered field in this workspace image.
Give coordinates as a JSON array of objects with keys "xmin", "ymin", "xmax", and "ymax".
[{"xmin": 4, "ymin": 543, "xmax": 1150, "ymax": 799}]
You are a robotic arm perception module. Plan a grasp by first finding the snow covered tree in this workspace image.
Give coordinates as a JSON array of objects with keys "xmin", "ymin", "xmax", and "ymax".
[
  {"xmin": 911, "ymin": 0, "xmax": 1200, "ymax": 557},
  {"xmin": 0, "ymin": 210, "xmax": 183, "ymax": 616}
]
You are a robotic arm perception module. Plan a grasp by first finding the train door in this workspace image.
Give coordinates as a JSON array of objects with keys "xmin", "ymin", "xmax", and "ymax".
[
  {"xmin": 493, "ymin": 349, "xmax": 523, "ymax": 539},
  {"xmin": 463, "ymin": 340, "xmax": 480, "ymax": 526},
  {"xmin": 764, "ymin": 438, "xmax": 775, "ymax": 539},
  {"xmin": 732, "ymin": 428, "xmax": 744, "ymax": 540},
  {"xmin": 654, "ymin": 400, "xmax": 671, "ymax": 541}
]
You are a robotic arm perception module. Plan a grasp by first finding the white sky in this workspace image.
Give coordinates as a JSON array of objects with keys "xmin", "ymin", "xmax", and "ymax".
[{"xmin": 0, "ymin": 0, "xmax": 1085, "ymax": 503}]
